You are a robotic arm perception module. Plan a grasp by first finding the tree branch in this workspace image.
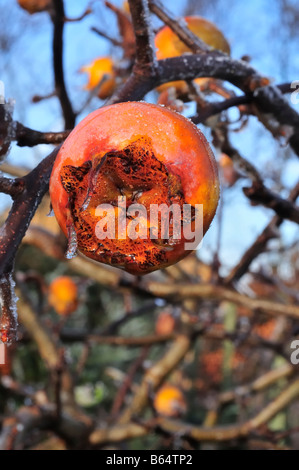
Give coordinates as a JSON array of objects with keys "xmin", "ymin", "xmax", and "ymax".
[
  {"xmin": 0, "ymin": 146, "xmax": 60, "ymax": 277},
  {"xmin": 89, "ymin": 379, "xmax": 299, "ymax": 445},
  {"xmin": 51, "ymin": 0, "xmax": 76, "ymax": 129},
  {"xmin": 243, "ymin": 183, "xmax": 299, "ymax": 224},
  {"xmin": 225, "ymin": 180, "xmax": 299, "ymax": 285},
  {"xmin": 128, "ymin": 0, "xmax": 157, "ymax": 72},
  {"xmin": 192, "ymin": 82, "xmax": 293, "ymax": 124},
  {"xmin": 14, "ymin": 122, "xmax": 70, "ymax": 147},
  {"xmin": 140, "ymin": 280, "xmax": 299, "ymax": 320},
  {"xmin": 149, "ymin": 0, "xmax": 210, "ymax": 53},
  {"xmin": 118, "ymin": 334, "xmax": 192, "ymax": 424}
]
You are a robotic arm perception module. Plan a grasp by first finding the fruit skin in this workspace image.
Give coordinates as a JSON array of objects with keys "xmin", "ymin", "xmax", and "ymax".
[
  {"xmin": 48, "ymin": 276, "xmax": 78, "ymax": 316},
  {"xmin": 18, "ymin": 0, "xmax": 51, "ymax": 14},
  {"xmin": 155, "ymin": 16, "xmax": 230, "ymax": 93},
  {"xmin": 50, "ymin": 101, "xmax": 219, "ymax": 275},
  {"xmin": 80, "ymin": 57, "xmax": 116, "ymax": 100}
]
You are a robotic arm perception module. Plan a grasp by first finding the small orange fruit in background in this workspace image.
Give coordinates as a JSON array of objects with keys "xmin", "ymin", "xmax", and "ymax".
[
  {"xmin": 50, "ymin": 101, "xmax": 219, "ymax": 275},
  {"xmin": 252, "ymin": 319, "xmax": 278, "ymax": 340},
  {"xmin": 154, "ymin": 384, "xmax": 187, "ymax": 418},
  {"xmin": 155, "ymin": 311, "xmax": 176, "ymax": 336},
  {"xmin": 122, "ymin": 1, "xmax": 130, "ymax": 16},
  {"xmin": 17, "ymin": 0, "xmax": 51, "ymax": 14},
  {"xmin": 219, "ymin": 153, "xmax": 240, "ymax": 187},
  {"xmin": 201, "ymin": 349, "xmax": 245, "ymax": 384},
  {"xmin": 0, "ymin": 345, "xmax": 11, "ymax": 376},
  {"xmin": 155, "ymin": 16, "xmax": 230, "ymax": 94},
  {"xmin": 80, "ymin": 57, "xmax": 116, "ymax": 100},
  {"xmin": 48, "ymin": 276, "xmax": 78, "ymax": 317}
]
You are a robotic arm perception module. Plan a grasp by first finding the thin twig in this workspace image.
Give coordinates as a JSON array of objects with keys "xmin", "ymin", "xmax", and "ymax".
[
  {"xmin": 90, "ymin": 378, "xmax": 299, "ymax": 445},
  {"xmin": 149, "ymin": 0, "xmax": 210, "ymax": 53},
  {"xmin": 218, "ymin": 363, "xmax": 294, "ymax": 405},
  {"xmin": 225, "ymin": 180, "xmax": 299, "ymax": 285},
  {"xmin": 91, "ymin": 27, "xmax": 123, "ymax": 47},
  {"xmin": 0, "ymin": 176, "xmax": 24, "ymax": 198},
  {"xmin": 0, "ymin": 146, "xmax": 60, "ymax": 277},
  {"xmin": 192, "ymin": 82, "xmax": 293, "ymax": 124},
  {"xmin": 14, "ymin": 122, "xmax": 70, "ymax": 147},
  {"xmin": 110, "ymin": 347, "xmax": 149, "ymax": 421},
  {"xmin": 243, "ymin": 183, "xmax": 299, "ymax": 224},
  {"xmin": 140, "ymin": 280, "xmax": 299, "ymax": 320},
  {"xmin": 51, "ymin": 0, "xmax": 76, "ymax": 129},
  {"xmin": 118, "ymin": 334, "xmax": 192, "ymax": 424}
]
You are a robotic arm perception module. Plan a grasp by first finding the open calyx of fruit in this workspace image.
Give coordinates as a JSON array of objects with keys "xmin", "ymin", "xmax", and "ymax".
[{"xmin": 50, "ymin": 102, "xmax": 219, "ymax": 275}]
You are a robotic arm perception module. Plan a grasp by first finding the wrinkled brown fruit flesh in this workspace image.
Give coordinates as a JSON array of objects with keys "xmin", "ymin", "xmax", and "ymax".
[{"xmin": 60, "ymin": 137, "xmax": 196, "ymax": 274}]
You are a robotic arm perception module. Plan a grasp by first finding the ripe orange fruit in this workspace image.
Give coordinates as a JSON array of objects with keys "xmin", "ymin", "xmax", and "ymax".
[
  {"xmin": 17, "ymin": 0, "xmax": 51, "ymax": 14},
  {"xmin": 155, "ymin": 16, "xmax": 230, "ymax": 94},
  {"xmin": 50, "ymin": 102, "xmax": 219, "ymax": 275},
  {"xmin": 80, "ymin": 57, "xmax": 116, "ymax": 100},
  {"xmin": 219, "ymin": 153, "xmax": 240, "ymax": 187},
  {"xmin": 122, "ymin": 1, "xmax": 130, "ymax": 16},
  {"xmin": 48, "ymin": 276, "xmax": 78, "ymax": 317},
  {"xmin": 154, "ymin": 384, "xmax": 187, "ymax": 417},
  {"xmin": 155, "ymin": 311, "xmax": 176, "ymax": 335},
  {"xmin": 253, "ymin": 319, "xmax": 278, "ymax": 340}
]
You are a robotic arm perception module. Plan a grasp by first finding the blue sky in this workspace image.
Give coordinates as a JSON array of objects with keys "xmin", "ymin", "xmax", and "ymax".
[{"xmin": 0, "ymin": 0, "xmax": 298, "ymax": 275}]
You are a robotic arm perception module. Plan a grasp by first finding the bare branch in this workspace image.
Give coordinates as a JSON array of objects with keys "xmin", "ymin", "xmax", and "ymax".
[
  {"xmin": 0, "ymin": 146, "xmax": 60, "ymax": 277},
  {"xmin": 14, "ymin": 122, "xmax": 70, "ymax": 147},
  {"xmin": 140, "ymin": 280, "xmax": 299, "ymax": 320},
  {"xmin": 91, "ymin": 27, "xmax": 122, "ymax": 47},
  {"xmin": 243, "ymin": 183, "xmax": 299, "ymax": 224},
  {"xmin": 253, "ymin": 85, "xmax": 299, "ymax": 157},
  {"xmin": 192, "ymin": 82, "xmax": 293, "ymax": 124},
  {"xmin": 0, "ymin": 175, "xmax": 24, "ymax": 198},
  {"xmin": 225, "ymin": 181, "xmax": 299, "ymax": 285},
  {"xmin": 90, "ymin": 378, "xmax": 299, "ymax": 445},
  {"xmin": 51, "ymin": 0, "xmax": 76, "ymax": 129},
  {"xmin": 219, "ymin": 363, "xmax": 294, "ymax": 405},
  {"xmin": 128, "ymin": 0, "xmax": 157, "ymax": 72},
  {"xmin": 149, "ymin": 0, "xmax": 210, "ymax": 53},
  {"xmin": 0, "ymin": 163, "xmax": 27, "ymax": 178},
  {"xmin": 118, "ymin": 334, "xmax": 191, "ymax": 424}
]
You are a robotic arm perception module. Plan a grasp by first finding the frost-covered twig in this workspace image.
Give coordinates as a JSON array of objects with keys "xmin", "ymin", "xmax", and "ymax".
[{"xmin": 192, "ymin": 82, "xmax": 294, "ymax": 124}]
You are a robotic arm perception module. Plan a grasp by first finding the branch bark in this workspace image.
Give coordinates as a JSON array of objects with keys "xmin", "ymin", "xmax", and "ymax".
[
  {"xmin": 128, "ymin": 0, "xmax": 157, "ymax": 72},
  {"xmin": 225, "ymin": 180, "xmax": 299, "ymax": 285},
  {"xmin": 51, "ymin": 0, "xmax": 76, "ymax": 129},
  {"xmin": 90, "ymin": 378, "xmax": 299, "ymax": 445}
]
